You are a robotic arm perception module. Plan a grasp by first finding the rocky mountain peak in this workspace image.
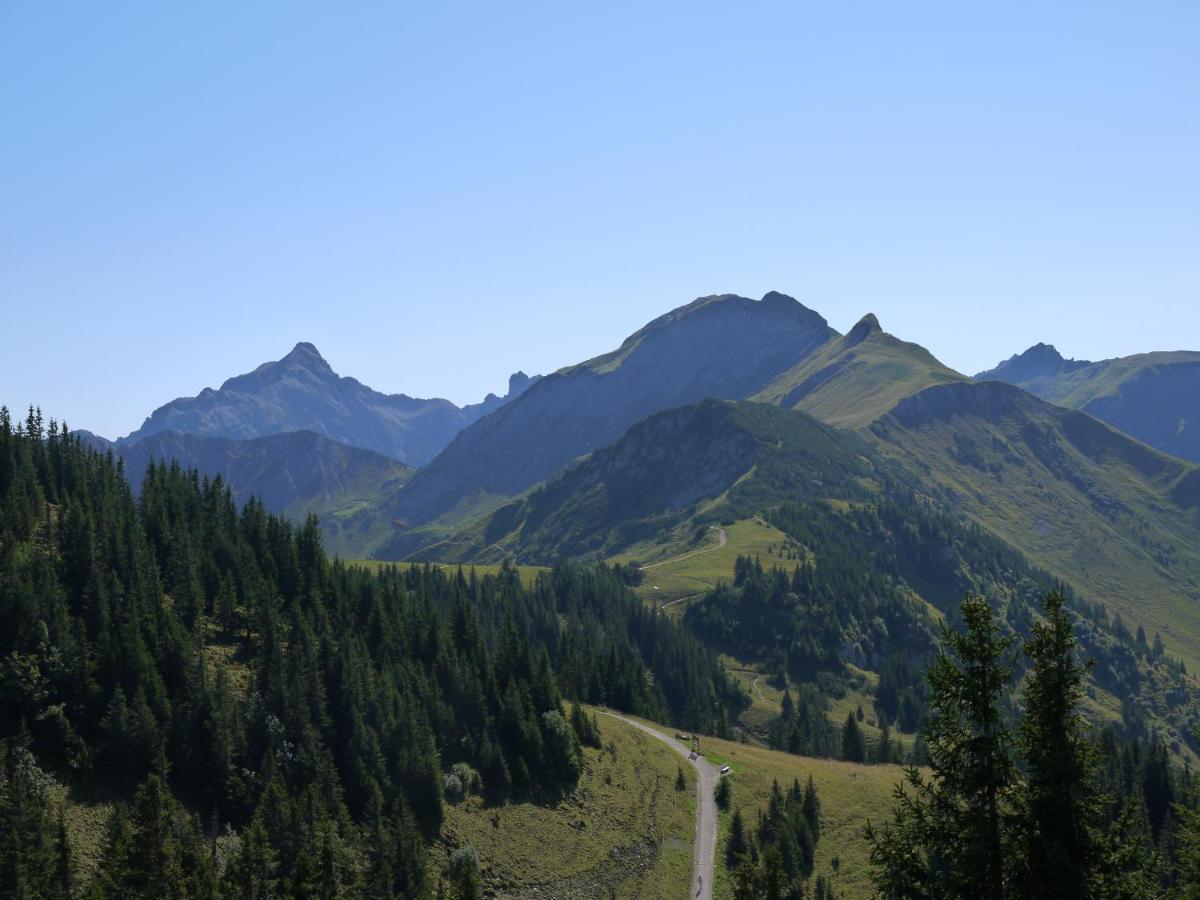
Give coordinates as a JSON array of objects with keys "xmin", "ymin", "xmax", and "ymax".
[
  {"xmin": 975, "ymin": 342, "xmax": 1087, "ymax": 382},
  {"xmin": 845, "ymin": 313, "xmax": 882, "ymax": 347},
  {"xmin": 279, "ymin": 341, "xmax": 335, "ymax": 374},
  {"xmin": 507, "ymin": 371, "xmax": 534, "ymax": 397}
]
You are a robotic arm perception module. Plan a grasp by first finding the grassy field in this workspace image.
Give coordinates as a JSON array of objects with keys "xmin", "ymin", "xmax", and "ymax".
[
  {"xmin": 613, "ymin": 516, "xmax": 795, "ymax": 607},
  {"xmin": 704, "ymin": 734, "xmax": 906, "ymax": 900},
  {"xmin": 602, "ymin": 713, "xmax": 907, "ymax": 900},
  {"xmin": 51, "ymin": 780, "xmax": 117, "ymax": 888},
  {"xmin": 435, "ymin": 709, "xmax": 696, "ymax": 899},
  {"xmin": 342, "ymin": 558, "xmax": 549, "ymax": 588}
]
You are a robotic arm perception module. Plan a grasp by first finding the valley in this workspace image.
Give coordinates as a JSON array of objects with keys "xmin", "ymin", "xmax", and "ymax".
[{"xmin": 5, "ymin": 291, "xmax": 1200, "ymax": 897}]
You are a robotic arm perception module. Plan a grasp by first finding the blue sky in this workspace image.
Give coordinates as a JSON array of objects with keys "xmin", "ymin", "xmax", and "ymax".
[{"xmin": 2, "ymin": 1, "xmax": 1197, "ymax": 438}]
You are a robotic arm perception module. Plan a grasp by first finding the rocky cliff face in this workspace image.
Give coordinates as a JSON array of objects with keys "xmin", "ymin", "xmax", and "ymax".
[
  {"xmin": 121, "ymin": 343, "xmax": 535, "ymax": 466},
  {"xmin": 391, "ymin": 292, "xmax": 838, "ymax": 526}
]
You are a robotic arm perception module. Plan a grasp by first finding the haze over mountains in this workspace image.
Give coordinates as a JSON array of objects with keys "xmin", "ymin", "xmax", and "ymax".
[
  {"xmin": 119, "ymin": 340, "xmax": 538, "ymax": 466},
  {"xmin": 86, "ymin": 292, "xmax": 1200, "ymax": 627},
  {"xmin": 977, "ymin": 343, "xmax": 1200, "ymax": 462}
]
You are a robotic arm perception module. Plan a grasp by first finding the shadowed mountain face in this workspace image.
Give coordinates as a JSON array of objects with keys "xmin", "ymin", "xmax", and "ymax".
[
  {"xmin": 390, "ymin": 292, "xmax": 839, "ymax": 526},
  {"xmin": 458, "ymin": 400, "xmax": 877, "ymax": 562},
  {"xmin": 977, "ymin": 344, "xmax": 1200, "ymax": 463},
  {"xmin": 101, "ymin": 429, "xmax": 412, "ymax": 557},
  {"xmin": 121, "ymin": 342, "xmax": 536, "ymax": 466}
]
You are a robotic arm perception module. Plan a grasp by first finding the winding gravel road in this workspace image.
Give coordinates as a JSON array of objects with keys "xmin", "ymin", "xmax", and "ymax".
[
  {"xmin": 601, "ymin": 711, "xmax": 719, "ymax": 900},
  {"xmin": 642, "ymin": 526, "xmax": 727, "ymax": 571}
]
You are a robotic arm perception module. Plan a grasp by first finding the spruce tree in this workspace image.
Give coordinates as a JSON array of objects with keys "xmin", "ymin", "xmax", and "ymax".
[
  {"xmin": 840, "ymin": 712, "xmax": 865, "ymax": 763},
  {"xmin": 727, "ymin": 808, "xmax": 749, "ymax": 867},
  {"xmin": 1014, "ymin": 591, "xmax": 1100, "ymax": 899},
  {"xmin": 866, "ymin": 595, "xmax": 1016, "ymax": 899}
]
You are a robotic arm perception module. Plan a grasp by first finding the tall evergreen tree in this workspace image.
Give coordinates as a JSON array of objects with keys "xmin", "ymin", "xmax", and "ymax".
[
  {"xmin": 1013, "ymin": 590, "xmax": 1101, "ymax": 899},
  {"xmin": 867, "ymin": 595, "xmax": 1016, "ymax": 899}
]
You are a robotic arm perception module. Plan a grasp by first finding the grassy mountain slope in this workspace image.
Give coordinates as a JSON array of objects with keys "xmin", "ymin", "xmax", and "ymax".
[
  {"xmin": 443, "ymin": 388, "xmax": 1200, "ymax": 755},
  {"xmin": 754, "ymin": 313, "xmax": 965, "ymax": 427},
  {"xmin": 871, "ymin": 379, "xmax": 1200, "ymax": 665},
  {"xmin": 977, "ymin": 344, "xmax": 1200, "ymax": 462},
  {"xmin": 458, "ymin": 400, "xmax": 878, "ymax": 563},
  {"xmin": 705, "ymin": 735, "xmax": 907, "ymax": 900},
  {"xmin": 387, "ymin": 293, "xmax": 837, "ymax": 528},
  {"xmin": 435, "ymin": 710, "xmax": 695, "ymax": 899}
]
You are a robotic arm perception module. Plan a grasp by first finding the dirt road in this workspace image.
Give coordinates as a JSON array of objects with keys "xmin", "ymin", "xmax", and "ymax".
[
  {"xmin": 642, "ymin": 526, "xmax": 727, "ymax": 571},
  {"xmin": 600, "ymin": 711, "xmax": 719, "ymax": 900}
]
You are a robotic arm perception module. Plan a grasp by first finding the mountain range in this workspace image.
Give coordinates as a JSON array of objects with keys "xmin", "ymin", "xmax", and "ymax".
[
  {"xmin": 976, "ymin": 343, "xmax": 1200, "ymax": 463},
  {"xmin": 384, "ymin": 293, "xmax": 966, "ymax": 534},
  {"xmin": 80, "ymin": 292, "xmax": 1200, "ymax": 670},
  {"xmin": 50, "ymin": 287, "xmax": 1200, "ymax": 792},
  {"xmin": 118, "ymin": 340, "xmax": 538, "ymax": 466}
]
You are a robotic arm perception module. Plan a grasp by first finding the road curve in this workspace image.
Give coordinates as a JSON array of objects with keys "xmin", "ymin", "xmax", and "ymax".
[
  {"xmin": 642, "ymin": 526, "xmax": 727, "ymax": 571},
  {"xmin": 600, "ymin": 711, "xmax": 719, "ymax": 900}
]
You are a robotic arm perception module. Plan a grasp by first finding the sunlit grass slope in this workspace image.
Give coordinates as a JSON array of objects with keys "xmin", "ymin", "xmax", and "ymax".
[{"xmin": 434, "ymin": 709, "xmax": 695, "ymax": 898}]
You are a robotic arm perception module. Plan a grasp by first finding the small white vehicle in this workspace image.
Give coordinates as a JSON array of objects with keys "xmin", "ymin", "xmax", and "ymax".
[{"xmin": 720, "ymin": 765, "xmax": 732, "ymax": 775}]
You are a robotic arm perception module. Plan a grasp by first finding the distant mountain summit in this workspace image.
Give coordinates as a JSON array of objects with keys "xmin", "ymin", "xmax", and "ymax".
[
  {"xmin": 975, "ymin": 342, "xmax": 1090, "ymax": 385},
  {"xmin": 390, "ymin": 292, "xmax": 838, "ymax": 526},
  {"xmin": 977, "ymin": 344, "xmax": 1200, "ymax": 462},
  {"xmin": 121, "ymin": 343, "xmax": 537, "ymax": 466}
]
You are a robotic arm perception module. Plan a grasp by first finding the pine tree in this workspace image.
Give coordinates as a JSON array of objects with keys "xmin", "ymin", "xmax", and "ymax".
[
  {"xmin": 1014, "ymin": 591, "xmax": 1101, "ymax": 898},
  {"xmin": 226, "ymin": 817, "xmax": 278, "ymax": 900},
  {"xmin": 866, "ymin": 595, "xmax": 1016, "ymax": 899},
  {"xmin": 715, "ymin": 776, "xmax": 732, "ymax": 810},
  {"xmin": 727, "ymin": 808, "xmax": 749, "ymax": 867},
  {"xmin": 98, "ymin": 774, "xmax": 196, "ymax": 898},
  {"xmin": 840, "ymin": 712, "xmax": 865, "ymax": 763},
  {"xmin": 802, "ymin": 774, "xmax": 821, "ymax": 843}
]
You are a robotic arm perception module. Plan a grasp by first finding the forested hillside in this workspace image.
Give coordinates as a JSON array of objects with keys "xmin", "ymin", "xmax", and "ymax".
[{"xmin": 0, "ymin": 407, "xmax": 740, "ymax": 896}]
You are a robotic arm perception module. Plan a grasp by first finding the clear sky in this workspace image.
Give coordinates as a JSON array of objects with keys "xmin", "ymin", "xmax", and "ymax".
[{"xmin": 2, "ymin": 1, "xmax": 1197, "ymax": 438}]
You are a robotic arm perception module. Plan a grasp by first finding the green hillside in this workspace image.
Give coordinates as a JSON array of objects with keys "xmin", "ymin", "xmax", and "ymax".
[
  {"xmin": 754, "ymin": 313, "xmax": 965, "ymax": 428},
  {"xmin": 108, "ymin": 429, "xmax": 414, "ymax": 559},
  {"xmin": 466, "ymin": 400, "xmax": 880, "ymax": 563},
  {"xmin": 871, "ymin": 379, "xmax": 1200, "ymax": 668},
  {"xmin": 442, "ymin": 394, "xmax": 1200, "ymax": 760},
  {"xmin": 435, "ymin": 710, "xmax": 696, "ymax": 898}
]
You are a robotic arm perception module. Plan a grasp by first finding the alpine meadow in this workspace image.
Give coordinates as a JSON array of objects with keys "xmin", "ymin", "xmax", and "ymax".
[{"xmin": 4, "ymin": 4, "xmax": 1200, "ymax": 899}]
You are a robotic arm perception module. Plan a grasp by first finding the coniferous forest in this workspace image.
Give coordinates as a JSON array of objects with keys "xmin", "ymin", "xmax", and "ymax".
[{"xmin": 0, "ymin": 408, "xmax": 741, "ymax": 897}]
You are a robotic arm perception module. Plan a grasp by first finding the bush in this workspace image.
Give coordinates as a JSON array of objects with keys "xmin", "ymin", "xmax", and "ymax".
[
  {"xmin": 450, "ymin": 762, "xmax": 483, "ymax": 795},
  {"xmin": 541, "ymin": 711, "xmax": 582, "ymax": 785},
  {"xmin": 448, "ymin": 846, "xmax": 481, "ymax": 900},
  {"xmin": 715, "ymin": 776, "xmax": 731, "ymax": 810}
]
